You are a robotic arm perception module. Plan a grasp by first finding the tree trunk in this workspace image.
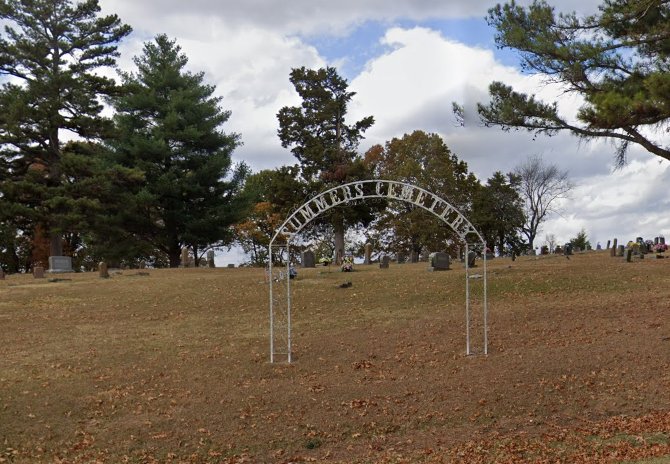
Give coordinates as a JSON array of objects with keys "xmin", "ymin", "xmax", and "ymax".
[{"xmin": 333, "ymin": 216, "xmax": 345, "ymax": 265}]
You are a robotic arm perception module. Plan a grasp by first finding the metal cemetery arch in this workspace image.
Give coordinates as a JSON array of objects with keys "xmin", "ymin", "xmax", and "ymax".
[{"xmin": 268, "ymin": 180, "xmax": 488, "ymax": 363}]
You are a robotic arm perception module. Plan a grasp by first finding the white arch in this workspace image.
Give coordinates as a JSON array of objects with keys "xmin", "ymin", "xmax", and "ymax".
[
  {"xmin": 268, "ymin": 179, "xmax": 488, "ymax": 363},
  {"xmin": 271, "ymin": 180, "xmax": 485, "ymax": 245}
]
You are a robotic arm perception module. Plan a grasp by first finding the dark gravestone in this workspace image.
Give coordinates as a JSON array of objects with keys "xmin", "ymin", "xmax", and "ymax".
[
  {"xmin": 379, "ymin": 254, "xmax": 390, "ymax": 269},
  {"xmin": 99, "ymin": 261, "xmax": 109, "ymax": 278},
  {"xmin": 540, "ymin": 245, "xmax": 549, "ymax": 255},
  {"xmin": 428, "ymin": 252, "xmax": 450, "ymax": 271},
  {"xmin": 661, "ymin": 236, "xmax": 666, "ymax": 245},
  {"xmin": 610, "ymin": 238, "xmax": 618, "ymax": 257},
  {"xmin": 617, "ymin": 245, "xmax": 625, "ymax": 257},
  {"xmin": 33, "ymin": 266, "xmax": 45, "ymax": 279},
  {"xmin": 410, "ymin": 251, "xmax": 419, "ymax": 263},
  {"xmin": 564, "ymin": 243, "xmax": 573, "ymax": 256},
  {"xmin": 301, "ymin": 250, "xmax": 316, "ymax": 268},
  {"xmin": 466, "ymin": 251, "xmax": 477, "ymax": 268},
  {"xmin": 396, "ymin": 253, "xmax": 406, "ymax": 264},
  {"xmin": 625, "ymin": 248, "xmax": 633, "ymax": 262},
  {"xmin": 606, "ymin": 240, "xmax": 611, "ymax": 250},
  {"xmin": 227, "ymin": 264, "xmax": 235, "ymax": 268}
]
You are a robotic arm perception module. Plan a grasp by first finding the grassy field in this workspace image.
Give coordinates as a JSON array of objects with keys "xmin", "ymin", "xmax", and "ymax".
[{"xmin": 1, "ymin": 251, "xmax": 669, "ymax": 463}]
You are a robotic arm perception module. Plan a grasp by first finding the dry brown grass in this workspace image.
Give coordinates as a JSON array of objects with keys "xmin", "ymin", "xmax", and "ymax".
[{"xmin": 1, "ymin": 252, "xmax": 669, "ymax": 463}]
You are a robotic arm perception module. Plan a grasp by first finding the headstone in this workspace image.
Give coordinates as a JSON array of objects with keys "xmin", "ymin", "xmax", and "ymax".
[
  {"xmin": 606, "ymin": 240, "xmax": 611, "ymax": 250},
  {"xmin": 554, "ymin": 245, "xmax": 562, "ymax": 254},
  {"xmin": 596, "ymin": 243, "xmax": 602, "ymax": 251},
  {"xmin": 564, "ymin": 243, "xmax": 573, "ymax": 256},
  {"xmin": 410, "ymin": 251, "xmax": 419, "ymax": 263},
  {"xmin": 33, "ymin": 266, "xmax": 45, "ymax": 279},
  {"xmin": 540, "ymin": 245, "xmax": 549, "ymax": 255},
  {"xmin": 99, "ymin": 261, "xmax": 109, "ymax": 278},
  {"xmin": 227, "ymin": 264, "xmax": 235, "ymax": 268},
  {"xmin": 379, "ymin": 254, "xmax": 390, "ymax": 269},
  {"xmin": 617, "ymin": 245, "xmax": 625, "ymax": 257},
  {"xmin": 420, "ymin": 250, "xmax": 430, "ymax": 262},
  {"xmin": 0, "ymin": 268, "xmax": 4, "ymax": 280},
  {"xmin": 363, "ymin": 243, "xmax": 372, "ymax": 265},
  {"xmin": 301, "ymin": 250, "xmax": 316, "ymax": 268},
  {"xmin": 467, "ymin": 251, "xmax": 477, "ymax": 267},
  {"xmin": 396, "ymin": 253, "xmax": 406, "ymax": 264},
  {"xmin": 181, "ymin": 247, "xmax": 189, "ymax": 268},
  {"xmin": 139, "ymin": 260, "xmax": 146, "ymax": 270},
  {"xmin": 428, "ymin": 252, "xmax": 450, "ymax": 271},
  {"xmin": 611, "ymin": 238, "xmax": 618, "ymax": 257},
  {"xmin": 485, "ymin": 252, "xmax": 495, "ymax": 260},
  {"xmin": 655, "ymin": 237, "xmax": 660, "ymax": 245},
  {"xmin": 625, "ymin": 249, "xmax": 633, "ymax": 262},
  {"xmin": 207, "ymin": 250, "xmax": 215, "ymax": 268},
  {"xmin": 48, "ymin": 256, "xmax": 73, "ymax": 273},
  {"xmin": 661, "ymin": 236, "xmax": 666, "ymax": 245}
]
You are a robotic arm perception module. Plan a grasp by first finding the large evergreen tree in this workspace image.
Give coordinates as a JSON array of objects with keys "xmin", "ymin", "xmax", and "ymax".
[
  {"xmin": 110, "ymin": 35, "xmax": 247, "ymax": 268},
  {"xmin": 277, "ymin": 66, "xmax": 375, "ymax": 262},
  {"xmin": 0, "ymin": 0, "xmax": 131, "ymax": 258},
  {"xmin": 479, "ymin": 0, "xmax": 670, "ymax": 165}
]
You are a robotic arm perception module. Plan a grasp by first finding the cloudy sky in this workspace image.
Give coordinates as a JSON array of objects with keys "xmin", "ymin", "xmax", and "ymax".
[{"xmin": 97, "ymin": 0, "xmax": 670, "ymax": 262}]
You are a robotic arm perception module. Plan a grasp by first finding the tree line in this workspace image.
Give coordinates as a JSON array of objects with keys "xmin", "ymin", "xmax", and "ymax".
[{"xmin": 1, "ymin": 0, "xmax": 664, "ymax": 271}]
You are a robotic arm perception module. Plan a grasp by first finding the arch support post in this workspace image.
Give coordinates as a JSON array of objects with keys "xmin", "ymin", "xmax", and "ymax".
[{"xmin": 268, "ymin": 243, "xmax": 292, "ymax": 363}]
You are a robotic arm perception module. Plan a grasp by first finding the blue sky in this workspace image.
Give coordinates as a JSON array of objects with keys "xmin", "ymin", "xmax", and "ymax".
[{"xmin": 308, "ymin": 17, "xmax": 520, "ymax": 79}]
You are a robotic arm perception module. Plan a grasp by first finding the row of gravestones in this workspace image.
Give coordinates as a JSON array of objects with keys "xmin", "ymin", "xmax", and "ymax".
[
  {"xmin": 605, "ymin": 236, "xmax": 666, "ymax": 262},
  {"xmin": 180, "ymin": 248, "xmax": 216, "ymax": 268},
  {"xmin": 300, "ymin": 249, "xmax": 476, "ymax": 271}
]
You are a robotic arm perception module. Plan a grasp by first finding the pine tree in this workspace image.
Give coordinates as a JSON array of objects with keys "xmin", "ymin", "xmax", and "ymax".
[
  {"xmin": 110, "ymin": 35, "xmax": 247, "ymax": 268},
  {"xmin": 0, "ymin": 0, "xmax": 131, "ymax": 257},
  {"xmin": 277, "ymin": 67, "xmax": 375, "ymax": 261}
]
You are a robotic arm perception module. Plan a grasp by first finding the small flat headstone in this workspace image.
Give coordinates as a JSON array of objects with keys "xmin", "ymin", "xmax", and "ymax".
[
  {"xmin": 99, "ymin": 261, "xmax": 109, "ymax": 278},
  {"xmin": 301, "ymin": 250, "xmax": 316, "ymax": 268},
  {"xmin": 379, "ymin": 254, "xmax": 390, "ymax": 269},
  {"xmin": 227, "ymin": 263, "xmax": 235, "ymax": 268},
  {"xmin": 428, "ymin": 252, "xmax": 450, "ymax": 271},
  {"xmin": 33, "ymin": 266, "xmax": 45, "ymax": 279}
]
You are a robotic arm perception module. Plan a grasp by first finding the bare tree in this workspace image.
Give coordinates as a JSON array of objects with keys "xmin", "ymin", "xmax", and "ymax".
[
  {"xmin": 514, "ymin": 155, "xmax": 574, "ymax": 250},
  {"xmin": 544, "ymin": 233, "xmax": 556, "ymax": 253}
]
